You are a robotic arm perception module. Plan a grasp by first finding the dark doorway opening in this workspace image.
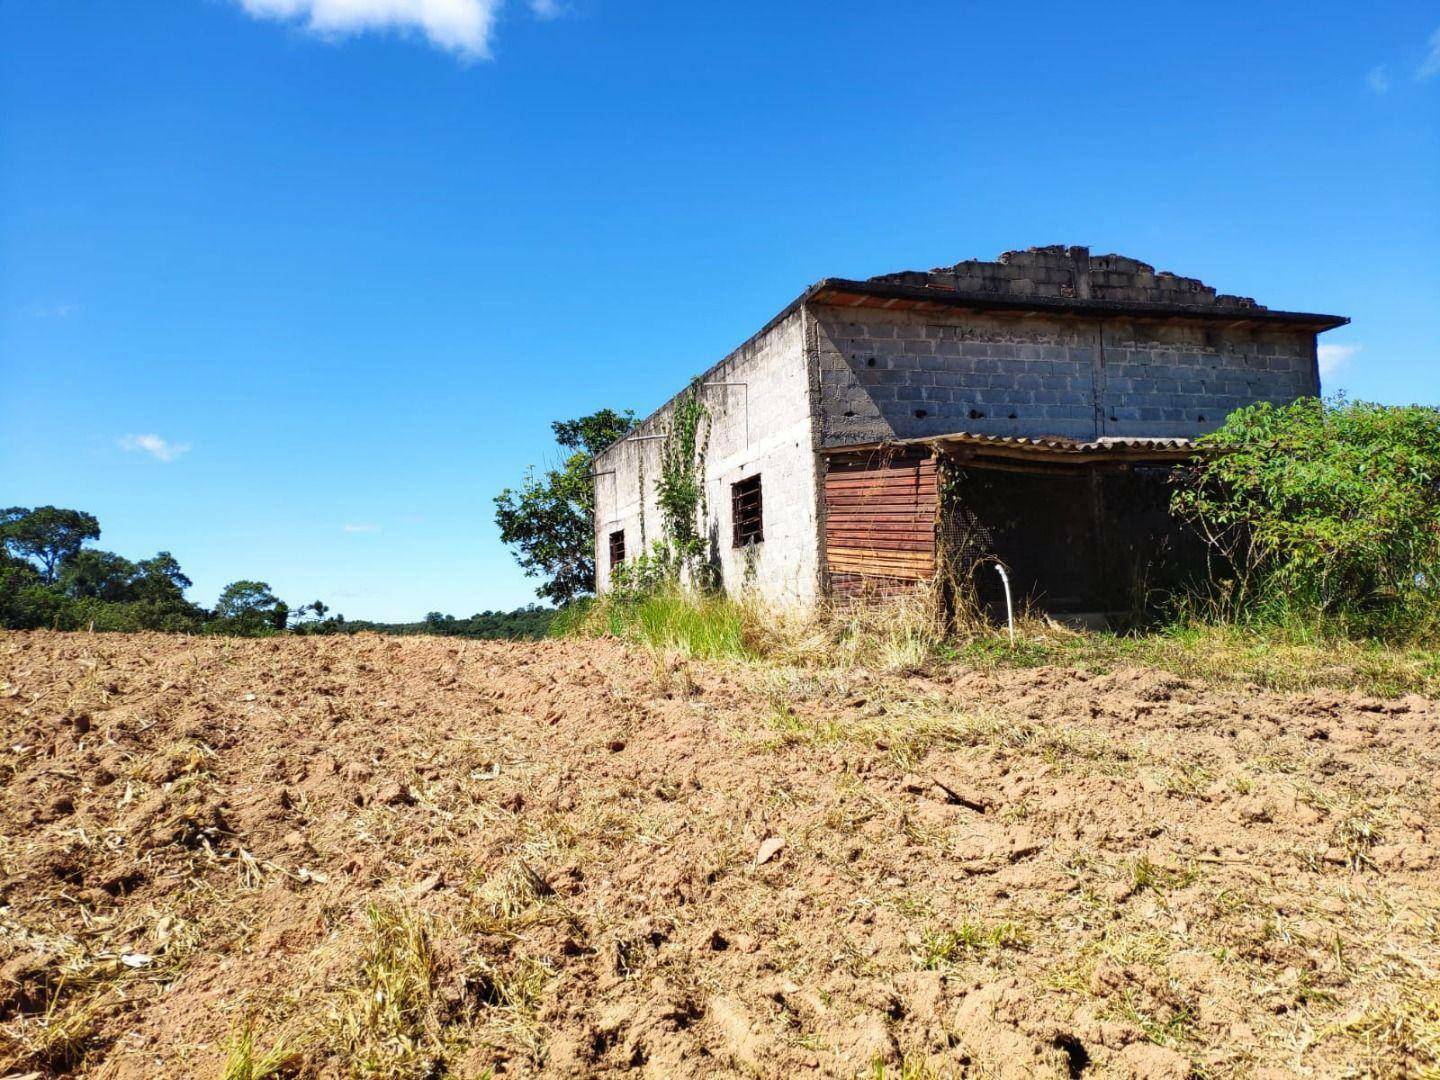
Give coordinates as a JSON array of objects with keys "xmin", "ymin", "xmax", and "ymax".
[{"xmin": 941, "ymin": 459, "xmax": 1205, "ymax": 617}]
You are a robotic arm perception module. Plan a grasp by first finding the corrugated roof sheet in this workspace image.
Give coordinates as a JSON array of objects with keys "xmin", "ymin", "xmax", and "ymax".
[
  {"xmin": 829, "ymin": 432, "xmax": 1200, "ymax": 457},
  {"xmin": 930, "ymin": 432, "xmax": 1195, "ymax": 453}
]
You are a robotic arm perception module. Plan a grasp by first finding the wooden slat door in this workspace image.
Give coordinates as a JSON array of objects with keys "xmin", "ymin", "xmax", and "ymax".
[{"xmin": 824, "ymin": 450, "xmax": 938, "ymax": 593}]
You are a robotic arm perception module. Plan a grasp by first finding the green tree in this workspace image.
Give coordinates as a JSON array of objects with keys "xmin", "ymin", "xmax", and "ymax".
[
  {"xmin": 49, "ymin": 547, "xmax": 205, "ymax": 630},
  {"xmin": 126, "ymin": 552, "xmax": 206, "ymax": 630},
  {"xmin": 1173, "ymin": 396, "xmax": 1440, "ymax": 635},
  {"xmin": 0, "ymin": 506, "xmax": 101, "ymax": 583},
  {"xmin": 58, "ymin": 549, "xmax": 139, "ymax": 602},
  {"xmin": 211, "ymin": 580, "xmax": 288, "ymax": 636},
  {"xmin": 495, "ymin": 407, "xmax": 635, "ymax": 605},
  {"xmin": 0, "ymin": 556, "xmax": 58, "ymax": 629},
  {"xmin": 133, "ymin": 551, "xmax": 193, "ymax": 601}
]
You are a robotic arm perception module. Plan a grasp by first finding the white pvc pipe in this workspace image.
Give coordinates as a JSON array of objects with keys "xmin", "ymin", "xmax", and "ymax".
[{"xmin": 994, "ymin": 563, "xmax": 1015, "ymax": 645}]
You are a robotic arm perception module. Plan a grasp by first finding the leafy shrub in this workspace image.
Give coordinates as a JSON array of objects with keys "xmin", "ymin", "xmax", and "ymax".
[
  {"xmin": 608, "ymin": 548, "xmax": 682, "ymax": 601},
  {"xmin": 1173, "ymin": 397, "xmax": 1440, "ymax": 638}
]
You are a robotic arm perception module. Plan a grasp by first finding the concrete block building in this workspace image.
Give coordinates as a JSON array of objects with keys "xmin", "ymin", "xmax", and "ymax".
[{"xmin": 592, "ymin": 246, "xmax": 1347, "ymax": 614}]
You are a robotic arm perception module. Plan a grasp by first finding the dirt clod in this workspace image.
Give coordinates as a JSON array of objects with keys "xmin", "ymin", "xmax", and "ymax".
[{"xmin": 754, "ymin": 836, "xmax": 785, "ymax": 867}]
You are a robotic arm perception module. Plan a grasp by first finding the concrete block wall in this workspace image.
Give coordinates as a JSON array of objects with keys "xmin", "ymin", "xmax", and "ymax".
[
  {"xmin": 810, "ymin": 305, "xmax": 1319, "ymax": 446},
  {"xmin": 593, "ymin": 309, "xmax": 821, "ymax": 607},
  {"xmin": 1100, "ymin": 321, "xmax": 1316, "ymax": 435},
  {"xmin": 812, "ymin": 307, "xmax": 1102, "ymax": 443}
]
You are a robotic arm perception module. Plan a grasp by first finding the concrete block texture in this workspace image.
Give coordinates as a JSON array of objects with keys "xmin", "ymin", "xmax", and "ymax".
[
  {"xmin": 811, "ymin": 305, "xmax": 1319, "ymax": 445},
  {"xmin": 592, "ymin": 311, "xmax": 821, "ymax": 608}
]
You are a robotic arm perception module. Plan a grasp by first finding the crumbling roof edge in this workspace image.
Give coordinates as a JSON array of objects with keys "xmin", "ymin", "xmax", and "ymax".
[
  {"xmin": 808, "ymin": 277, "xmax": 1349, "ymax": 330},
  {"xmin": 826, "ymin": 431, "xmax": 1204, "ymax": 459}
]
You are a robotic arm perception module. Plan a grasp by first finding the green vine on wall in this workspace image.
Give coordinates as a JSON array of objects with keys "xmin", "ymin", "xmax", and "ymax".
[
  {"xmin": 613, "ymin": 378, "xmax": 712, "ymax": 599},
  {"xmin": 636, "ymin": 451, "xmax": 648, "ymax": 547},
  {"xmin": 656, "ymin": 378, "xmax": 711, "ymax": 571}
]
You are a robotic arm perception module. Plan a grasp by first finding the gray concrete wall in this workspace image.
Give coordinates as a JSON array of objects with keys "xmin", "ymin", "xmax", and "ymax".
[
  {"xmin": 593, "ymin": 309, "xmax": 821, "ymax": 607},
  {"xmin": 811, "ymin": 305, "xmax": 1318, "ymax": 446}
]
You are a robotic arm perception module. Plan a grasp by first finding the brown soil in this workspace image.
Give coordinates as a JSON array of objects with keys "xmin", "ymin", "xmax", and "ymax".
[{"xmin": 1, "ymin": 631, "xmax": 1438, "ymax": 1079}]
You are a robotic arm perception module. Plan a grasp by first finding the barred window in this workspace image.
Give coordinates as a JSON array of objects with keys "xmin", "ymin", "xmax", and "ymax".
[
  {"xmin": 731, "ymin": 475, "xmax": 763, "ymax": 547},
  {"xmin": 608, "ymin": 530, "xmax": 625, "ymax": 569}
]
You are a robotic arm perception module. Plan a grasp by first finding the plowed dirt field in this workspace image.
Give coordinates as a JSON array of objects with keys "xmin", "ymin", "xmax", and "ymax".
[{"xmin": 2, "ymin": 632, "xmax": 1438, "ymax": 1078}]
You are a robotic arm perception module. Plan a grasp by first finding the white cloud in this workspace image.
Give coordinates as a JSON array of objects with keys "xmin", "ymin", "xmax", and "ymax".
[
  {"xmin": 343, "ymin": 523, "xmax": 382, "ymax": 533},
  {"xmin": 1366, "ymin": 64, "xmax": 1390, "ymax": 93},
  {"xmin": 528, "ymin": 0, "xmax": 563, "ymax": 19},
  {"xmin": 27, "ymin": 302, "xmax": 79, "ymax": 319},
  {"xmin": 1420, "ymin": 27, "xmax": 1440, "ymax": 81},
  {"xmin": 119, "ymin": 433, "xmax": 191, "ymax": 462},
  {"xmin": 235, "ymin": 0, "xmax": 500, "ymax": 59},
  {"xmin": 1318, "ymin": 343, "xmax": 1361, "ymax": 379}
]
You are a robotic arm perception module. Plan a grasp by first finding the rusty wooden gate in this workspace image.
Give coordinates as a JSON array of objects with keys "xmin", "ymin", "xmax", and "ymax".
[{"xmin": 823, "ymin": 449, "xmax": 938, "ymax": 597}]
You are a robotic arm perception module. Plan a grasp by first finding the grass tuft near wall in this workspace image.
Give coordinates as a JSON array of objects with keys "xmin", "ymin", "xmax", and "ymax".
[{"xmin": 552, "ymin": 588, "xmax": 757, "ymax": 660}]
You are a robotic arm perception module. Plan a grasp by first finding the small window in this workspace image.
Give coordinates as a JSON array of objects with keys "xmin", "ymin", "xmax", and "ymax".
[
  {"xmin": 732, "ymin": 474, "xmax": 763, "ymax": 547},
  {"xmin": 609, "ymin": 530, "xmax": 625, "ymax": 569}
]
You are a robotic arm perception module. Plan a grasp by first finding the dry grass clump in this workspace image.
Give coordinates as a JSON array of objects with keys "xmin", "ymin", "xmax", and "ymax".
[
  {"xmin": 755, "ymin": 585, "xmax": 950, "ymax": 673},
  {"xmin": 221, "ymin": 902, "xmax": 462, "ymax": 1079},
  {"xmin": 0, "ymin": 987, "xmax": 113, "ymax": 1074},
  {"xmin": 1325, "ymin": 977, "xmax": 1440, "ymax": 1077},
  {"xmin": 332, "ymin": 903, "xmax": 448, "ymax": 1079},
  {"xmin": 213, "ymin": 885, "xmax": 558, "ymax": 1080},
  {"xmin": 0, "ymin": 889, "xmax": 210, "ymax": 1074},
  {"xmin": 221, "ymin": 1018, "xmax": 306, "ymax": 1080}
]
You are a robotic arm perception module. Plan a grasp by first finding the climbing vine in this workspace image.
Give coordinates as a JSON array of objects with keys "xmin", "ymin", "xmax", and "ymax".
[
  {"xmin": 613, "ymin": 378, "xmax": 713, "ymax": 598},
  {"xmin": 636, "ymin": 450, "xmax": 648, "ymax": 547},
  {"xmin": 655, "ymin": 378, "xmax": 711, "ymax": 573}
]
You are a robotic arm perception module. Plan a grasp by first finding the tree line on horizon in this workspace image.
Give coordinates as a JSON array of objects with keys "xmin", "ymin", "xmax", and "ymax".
[
  {"xmin": 0, "ymin": 404, "xmax": 637, "ymax": 640},
  {"xmin": 0, "ymin": 506, "xmax": 553, "ymax": 639}
]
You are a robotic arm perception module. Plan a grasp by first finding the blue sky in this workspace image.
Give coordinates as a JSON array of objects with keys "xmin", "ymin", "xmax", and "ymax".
[{"xmin": 2, "ymin": 1, "xmax": 1437, "ymax": 621}]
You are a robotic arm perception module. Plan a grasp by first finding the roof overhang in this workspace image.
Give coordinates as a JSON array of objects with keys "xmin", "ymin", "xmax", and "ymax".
[
  {"xmin": 804, "ymin": 277, "xmax": 1349, "ymax": 332},
  {"xmin": 828, "ymin": 432, "xmax": 1202, "ymax": 464}
]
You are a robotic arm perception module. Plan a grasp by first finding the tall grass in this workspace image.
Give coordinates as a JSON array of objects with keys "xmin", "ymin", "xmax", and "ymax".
[
  {"xmin": 221, "ymin": 1019, "xmax": 304, "ymax": 1080},
  {"xmin": 556, "ymin": 582, "xmax": 952, "ymax": 672},
  {"xmin": 769, "ymin": 585, "xmax": 949, "ymax": 672},
  {"xmin": 553, "ymin": 588, "xmax": 755, "ymax": 660},
  {"xmin": 556, "ymin": 584, "xmax": 1439, "ymax": 695}
]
